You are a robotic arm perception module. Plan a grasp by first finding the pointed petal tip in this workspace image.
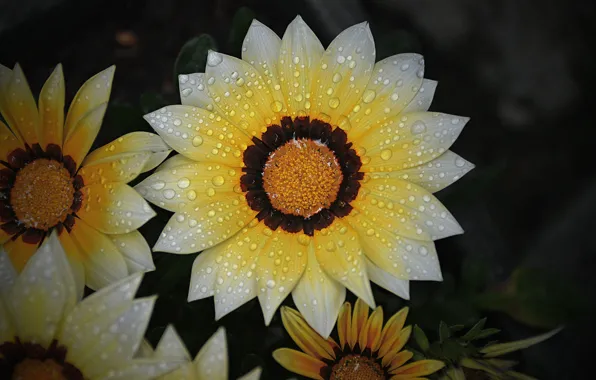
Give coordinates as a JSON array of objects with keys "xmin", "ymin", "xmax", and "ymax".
[{"xmin": 250, "ymin": 18, "xmax": 264, "ymax": 27}]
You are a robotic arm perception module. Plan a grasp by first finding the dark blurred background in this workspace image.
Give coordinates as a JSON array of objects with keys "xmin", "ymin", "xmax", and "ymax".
[{"xmin": 1, "ymin": 0, "xmax": 594, "ymax": 378}]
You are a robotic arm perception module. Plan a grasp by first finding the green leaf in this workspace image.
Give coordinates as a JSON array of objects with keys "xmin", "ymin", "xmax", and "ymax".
[
  {"xmin": 461, "ymin": 318, "xmax": 487, "ymax": 341},
  {"xmin": 228, "ymin": 7, "xmax": 256, "ymax": 54},
  {"xmin": 440, "ymin": 367, "xmax": 466, "ymax": 380},
  {"xmin": 140, "ymin": 92, "xmax": 169, "ymax": 114},
  {"xmin": 472, "ymin": 328, "xmax": 501, "ymax": 340},
  {"xmin": 460, "ymin": 358, "xmax": 508, "ymax": 376},
  {"xmin": 174, "ymin": 34, "xmax": 218, "ymax": 80},
  {"xmin": 480, "ymin": 327, "xmax": 562, "ymax": 358},
  {"xmin": 449, "ymin": 324, "xmax": 466, "ymax": 333},
  {"xmin": 413, "ymin": 325, "xmax": 430, "ymax": 352},
  {"xmin": 439, "ymin": 321, "xmax": 451, "ymax": 343},
  {"xmin": 441, "ymin": 340, "xmax": 465, "ymax": 362}
]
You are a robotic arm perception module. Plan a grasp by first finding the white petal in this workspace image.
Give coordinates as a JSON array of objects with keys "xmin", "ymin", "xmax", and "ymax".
[
  {"xmin": 96, "ymin": 358, "xmax": 184, "ymax": 380},
  {"xmin": 188, "ymin": 249, "xmax": 219, "ymax": 301},
  {"xmin": 8, "ymin": 232, "xmax": 76, "ymax": 346},
  {"xmin": 155, "ymin": 325, "xmax": 191, "ymax": 360},
  {"xmin": 0, "ymin": 296, "xmax": 15, "ymax": 343},
  {"xmin": 365, "ymin": 257, "xmax": 410, "ymax": 299},
  {"xmin": 311, "ymin": 22, "xmax": 376, "ymax": 124},
  {"xmin": 349, "ymin": 53, "xmax": 425, "ymax": 139},
  {"xmin": 402, "ymin": 79, "xmax": 437, "ymax": 114},
  {"xmin": 110, "ymin": 231, "xmax": 156, "ymax": 273},
  {"xmin": 238, "ymin": 367, "xmax": 262, "ymax": 380},
  {"xmin": 179, "ymin": 73, "xmax": 212, "ymax": 108},
  {"xmin": 393, "ymin": 150, "xmax": 475, "ymax": 193},
  {"xmin": 291, "ymin": 242, "xmax": 346, "ymax": 338},
  {"xmin": 194, "ymin": 327, "xmax": 228, "ymax": 380},
  {"xmin": 0, "ymin": 247, "xmax": 17, "ymax": 295},
  {"xmin": 278, "ymin": 16, "xmax": 324, "ymax": 116}
]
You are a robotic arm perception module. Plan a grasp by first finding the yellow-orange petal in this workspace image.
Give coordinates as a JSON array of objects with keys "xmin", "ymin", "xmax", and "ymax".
[
  {"xmin": 57, "ymin": 229, "xmax": 87, "ymax": 300},
  {"xmin": 0, "ymin": 229, "xmax": 11, "ymax": 246},
  {"xmin": 378, "ymin": 307, "xmax": 409, "ymax": 358},
  {"xmin": 349, "ymin": 298, "xmax": 369, "ymax": 350},
  {"xmin": 4, "ymin": 64, "xmax": 40, "ymax": 146},
  {"xmin": 257, "ymin": 230, "xmax": 308, "ymax": 325},
  {"xmin": 381, "ymin": 326, "xmax": 412, "ymax": 367},
  {"xmin": 38, "ymin": 64, "xmax": 65, "ymax": 149},
  {"xmin": 0, "ymin": 119, "xmax": 22, "ymax": 161},
  {"xmin": 280, "ymin": 307, "xmax": 338, "ymax": 360},
  {"xmin": 278, "ymin": 16, "xmax": 324, "ymax": 116},
  {"xmin": 390, "ymin": 359, "xmax": 445, "ymax": 377},
  {"xmin": 314, "ymin": 220, "xmax": 375, "ymax": 308},
  {"xmin": 272, "ymin": 348, "xmax": 326, "ymax": 380},
  {"xmin": 388, "ymin": 350, "xmax": 414, "ymax": 372},
  {"xmin": 62, "ymin": 103, "xmax": 107, "ymax": 169},
  {"xmin": 358, "ymin": 305, "xmax": 384, "ymax": 352},
  {"xmin": 82, "ymin": 131, "xmax": 171, "ymax": 173},
  {"xmin": 77, "ymin": 182, "xmax": 155, "ymax": 235},
  {"xmin": 337, "ymin": 302, "xmax": 352, "ymax": 350},
  {"xmin": 79, "ymin": 151, "xmax": 151, "ymax": 186},
  {"xmin": 3, "ymin": 236, "xmax": 37, "ymax": 273},
  {"xmin": 63, "ymin": 66, "xmax": 115, "ymax": 140}
]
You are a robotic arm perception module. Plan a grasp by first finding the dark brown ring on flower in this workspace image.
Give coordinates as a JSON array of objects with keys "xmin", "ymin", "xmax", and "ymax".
[{"xmin": 241, "ymin": 116, "xmax": 362, "ymax": 236}]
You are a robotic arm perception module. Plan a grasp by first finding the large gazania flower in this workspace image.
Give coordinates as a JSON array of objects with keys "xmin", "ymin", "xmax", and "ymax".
[
  {"xmin": 0, "ymin": 233, "xmax": 182, "ymax": 379},
  {"xmin": 141, "ymin": 325, "xmax": 261, "ymax": 380},
  {"xmin": 273, "ymin": 299, "xmax": 445, "ymax": 379},
  {"xmin": 0, "ymin": 64, "xmax": 171, "ymax": 291},
  {"xmin": 138, "ymin": 16, "xmax": 473, "ymax": 337}
]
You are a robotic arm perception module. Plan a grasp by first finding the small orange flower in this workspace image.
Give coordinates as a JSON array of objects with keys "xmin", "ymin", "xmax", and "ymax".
[{"xmin": 273, "ymin": 298, "xmax": 445, "ymax": 379}]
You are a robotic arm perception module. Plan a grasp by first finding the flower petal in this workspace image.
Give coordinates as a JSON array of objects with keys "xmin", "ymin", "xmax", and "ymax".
[
  {"xmin": 292, "ymin": 240, "xmax": 346, "ymax": 339},
  {"xmin": 8, "ymin": 232, "xmax": 76, "ymax": 347},
  {"xmin": 0, "ymin": 119, "xmax": 22, "ymax": 161},
  {"xmin": 242, "ymin": 19, "xmax": 284, "ymax": 105},
  {"xmin": 311, "ymin": 22, "xmax": 375, "ymax": 124},
  {"xmin": 0, "ymin": 293, "xmax": 15, "ymax": 342},
  {"xmin": 38, "ymin": 64, "xmax": 65, "ymax": 149},
  {"xmin": 355, "ymin": 177, "xmax": 463, "ymax": 240},
  {"xmin": 280, "ymin": 306, "xmax": 338, "ymax": 361},
  {"xmin": 194, "ymin": 327, "xmax": 228, "ymax": 380},
  {"xmin": 179, "ymin": 73, "xmax": 212, "ymax": 108},
  {"xmin": 0, "ymin": 246, "xmax": 17, "ymax": 294},
  {"xmin": 349, "ymin": 298, "xmax": 369, "ymax": 350},
  {"xmin": 57, "ymin": 230, "xmax": 86, "ymax": 300},
  {"xmin": 78, "ymin": 182, "xmax": 155, "ymax": 235},
  {"xmin": 135, "ymin": 159, "xmax": 244, "ymax": 213},
  {"xmin": 4, "ymin": 64, "xmax": 40, "ymax": 146},
  {"xmin": 388, "ymin": 350, "xmax": 414, "ymax": 372},
  {"xmin": 337, "ymin": 302, "xmax": 351, "ymax": 350},
  {"xmin": 272, "ymin": 348, "xmax": 325, "ymax": 380},
  {"xmin": 65, "ymin": 297, "xmax": 156, "ymax": 378},
  {"xmin": 365, "ymin": 257, "xmax": 410, "ymax": 300},
  {"xmin": 402, "ymin": 79, "xmax": 437, "ymax": 114},
  {"xmin": 188, "ymin": 248, "xmax": 219, "ymax": 301},
  {"xmin": 359, "ymin": 305, "xmax": 384, "ymax": 352},
  {"xmin": 278, "ymin": 16, "xmax": 324, "ymax": 116},
  {"xmin": 257, "ymin": 230, "xmax": 308, "ymax": 325},
  {"xmin": 83, "ymin": 131, "xmax": 171, "ymax": 173},
  {"xmin": 348, "ymin": 54, "xmax": 424, "ymax": 139},
  {"xmin": 62, "ymin": 103, "xmax": 108, "ymax": 169},
  {"xmin": 0, "ymin": 64, "xmax": 18, "ymax": 138},
  {"xmin": 68, "ymin": 218, "xmax": 128, "ymax": 290},
  {"xmin": 154, "ymin": 325, "xmax": 191, "ymax": 360},
  {"xmin": 109, "ymin": 231, "xmax": 155, "ymax": 273},
  {"xmin": 359, "ymin": 112, "xmax": 469, "ymax": 172},
  {"xmin": 101, "ymin": 359, "xmax": 184, "ymax": 380},
  {"xmin": 388, "ymin": 150, "xmax": 475, "ymax": 193},
  {"xmin": 144, "ymin": 105, "xmax": 251, "ymax": 167},
  {"xmin": 79, "ymin": 151, "xmax": 152, "ymax": 186},
  {"xmin": 64, "ymin": 66, "xmax": 115, "ymax": 140},
  {"xmin": 314, "ymin": 219, "xmax": 375, "ymax": 308},
  {"xmin": 390, "ymin": 359, "xmax": 445, "ymax": 377},
  {"xmin": 238, "ymin": 367, "xmax": 262, "ymax": 380},
  {"xmin": 205, "ymin": 51, "xmax": 280, "ymax": 134},
  {"xmin": 381, "ymin": 326, "xmax": 412, "ymax": 367},
  {"xmin": 3, "ymin": 235, "xmax": 38, "ymax": 273},
  {"xmin": 378, "ymin": 306, "xmax": 409, "ymax": 358}
]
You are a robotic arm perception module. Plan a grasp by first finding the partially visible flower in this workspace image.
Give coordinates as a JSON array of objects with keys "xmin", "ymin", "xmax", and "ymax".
[
  {"xmin": 0, "ymin": 232, "xmax": 181, "ymax": 379},
  {"xmin": 273, "ymin": 298, "xmax": 444, "ymax": 379},
  {"xmin": 143, "ymin": 325, "xmax": 261, "ymax": 379},
  {"xmin": 410, "ymin": 319, "xmax": 562, "ymax": 380},
  {"xmin": 0, "ymin": 64, "xmax": 171, "ymax": 292}
]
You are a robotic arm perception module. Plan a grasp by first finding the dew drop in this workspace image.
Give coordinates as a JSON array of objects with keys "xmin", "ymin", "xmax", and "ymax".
[
  {"xmin": 455, "ymin": 157, "xmax": 466, "ymax": 167},
  {"xmin": 177, "ymin": 177, "xmax": 190, "ymax": 189},
  {"xmin": 163, "ymin": 189, "xmax": 175, "ymax": 199},
  {"xmin": 380, "ymin": 149, "xmax": 393, "ymax": 161},
  {"xmin": 212, "ymin": 176, "xmax": 225, "ymax": 186},
  {"xmin": 332, "ymin": 73, "xmax": 342, "ymax": 83},
  {"xmin": 207, "ymin": 51, "xmax": 223, "ymax": 66},
  {"xmin": 192, "ymin": 136, "xmax": 203, "ymax": 147},
  {"xmin": 411, "ymin": 120, "xmax": 427, "ymax": 135},
  {"xmin": 362, "ymin": 90, "xmax": 376, "ymax": 104},
  {"xmin": 151, "ymin": 181, "xmax": 165, "ymax": 190},
  {"xmin": 187, "ymin": 190, "xmax": 197, "ymax": 200},
  {"xmin": 266, "ymin": 279, "xmax": 276, "ymax": 289},
  {"xmin": 328, "ymin": 97, "xmax": 340, "ymax": 109},
  {"xmin": 270, "ymin": 101, "xmax": 283, "ymax": 112}
]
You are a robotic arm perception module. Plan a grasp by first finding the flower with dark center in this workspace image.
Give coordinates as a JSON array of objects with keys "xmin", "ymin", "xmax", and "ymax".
[
  {"xmin": 138, "ymin": 16, "xmax": 474, "ymax": 336},
  {"xmin": 0, "ymin": 233, "xmax": 181, "ymax": 380},
  {"xmin": 273, "ymin": 299, "xmax": 445, "ymax": 379},
  {"xmin": 0, "ymin": 63, "xmax": 170, "ymax": 291}
]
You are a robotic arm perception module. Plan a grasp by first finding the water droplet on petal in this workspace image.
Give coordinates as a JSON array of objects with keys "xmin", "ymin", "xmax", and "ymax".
[
  {"xmin": 212, "ymin": 176, "xmax": 225, "ymax": 186},
  {"xmin": 270, "ymin": 101, "xmax": 283, "ymax": 112},
  {"xmin": 411, "ymin": 120, "xmax": 427, "ymax": 135},
  {"xmin": 328, "ymin": 97, "xmax": 340, "ymax": 109},
  {"xmin": 207, "ymin": 51, "xmax": 223, "ymax": 66},
  {"xmin": 380, "ymin": 149, "xmax": 393, "ymax": 161},
  {"xmin": 192, "ymin": 136, "xmax": 203, "ymax": 147},
  {"xmin": 177, "ymin": 177, "xmax": 190, "ymax": 189},
  {"xmin": 362, "ymin": 90, "xmax": 376, "ymax": 104}
]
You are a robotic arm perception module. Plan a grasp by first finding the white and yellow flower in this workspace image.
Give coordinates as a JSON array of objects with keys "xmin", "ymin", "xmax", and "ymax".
[
  {"xmin": 138, "ymin": 16, "xmax": 473, "ymax": 337},
  {"xmin": 0, "ymin": 232, "xmax": 182, "ymax": 379},
  {"xmin": 0, "ymin": 64, "xmax": 171, "ymax": 292},
  {"xmin": 142, "ymin": 325, "xmax": 261, "ymax": 380}
]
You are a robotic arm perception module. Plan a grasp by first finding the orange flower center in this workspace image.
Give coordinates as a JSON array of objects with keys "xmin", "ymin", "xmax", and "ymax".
[
  {"xmin": 330, "ymin": 354, "xmax": 386, "ymax": 380},
  {"xmin": 10, "ymin": 159, "xmax": 74, "ymax": 230},
  {"xmin": 262, "ymin": 139, "xmax": 343, "ymax": 218},
  {"xmin": 12, "ymin": 358, "xmax": 67, "ymax": 380}
]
